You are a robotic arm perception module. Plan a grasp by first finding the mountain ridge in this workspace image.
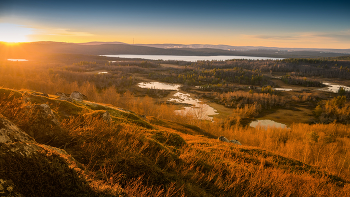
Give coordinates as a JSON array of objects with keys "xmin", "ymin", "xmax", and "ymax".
[{"xmin": 1, "ymin": 41, "xmax": 349, "ymax": 60}]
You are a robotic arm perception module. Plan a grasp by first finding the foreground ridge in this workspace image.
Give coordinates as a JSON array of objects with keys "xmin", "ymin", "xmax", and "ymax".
[{"xmin": 0, "ymin": 87, "xmax": 349, "ymax": 196}]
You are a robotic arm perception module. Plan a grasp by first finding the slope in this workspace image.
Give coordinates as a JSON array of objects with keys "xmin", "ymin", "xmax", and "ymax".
[{"xmin": 0, "ymin": 87, "xmax": 349, "ymax": 196}]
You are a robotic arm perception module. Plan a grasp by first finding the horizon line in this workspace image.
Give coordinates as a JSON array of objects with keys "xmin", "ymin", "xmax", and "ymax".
[{"xmin": 1, "ymin": 41, "xmax": 350, "ymax": 51}]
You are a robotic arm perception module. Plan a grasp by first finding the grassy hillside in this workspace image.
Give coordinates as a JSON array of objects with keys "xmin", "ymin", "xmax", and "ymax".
[{"xmin": 1, "ymin": 87, "xmax": 349, "ymax": 196}]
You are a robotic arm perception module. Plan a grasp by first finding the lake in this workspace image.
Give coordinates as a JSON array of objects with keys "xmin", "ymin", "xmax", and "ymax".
[
  {"xmin": 274, "ymin": 88, "xmax": 293, "ymax": 91},
  {"xmin": 102, "ymin": 55, "xmax": 284, "ymax": 62},
  {"xmin": 138, "ymin": 82, "xmax": 180, "ymax": 91},
  {"xmin": 250, "ymin": 119, "xmax": 287, "ymax": 129},
  {"xmin": 7, "ymin": 59, "xmax": 28, "ymax": 61}
]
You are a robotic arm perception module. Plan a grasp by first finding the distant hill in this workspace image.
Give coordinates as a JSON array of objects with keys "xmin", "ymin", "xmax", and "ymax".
[
  {"xmin": 139, "ymin": 43, "xmax": 350, "ymax": 54},
  {"xmin": 1, "ymin": 41, "xmax": 349, "ymax": 60}
]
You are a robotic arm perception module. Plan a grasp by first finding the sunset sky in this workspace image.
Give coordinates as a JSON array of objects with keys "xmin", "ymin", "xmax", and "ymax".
[{"xmin": 1, "ymin": 0, "xmax": 349, "ymax": 49}]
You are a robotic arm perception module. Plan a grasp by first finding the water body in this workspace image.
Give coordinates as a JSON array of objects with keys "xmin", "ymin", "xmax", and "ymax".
[
  {"xmin": 102, "ymin": 55, "xmax": 284, "ymax": 62},
  {"xmin": 169, "ymin": 92, "xmax": 219, "ymax": 121},
  {"xmin": 7, "ymin": 59, "xmax": 28, "ymax": 61},
  {"xmin": 137, "ymin": 82, "xmax": 218, "ymax": 120},
  {"xmin": 274, "ymin": 88, "xmax": 293, "ymax": 91},
  {"xmin": 138, "ymin": 82, "xmax": 180, "ymax": 91},
  {"xmin": 250, "ymin": 119, "xmax": 287, "ymax": 129},
  {"xmin": 319, "ymin": 82, "xmax": 350, "ymax": 93}
]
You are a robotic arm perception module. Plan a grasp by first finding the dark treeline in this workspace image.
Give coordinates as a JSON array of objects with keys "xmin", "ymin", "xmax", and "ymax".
[
  {"xmin": 191, "ymin": 58, "xmax": 350, "ymax": 79},
  {"xmin": 281, "ymin": 75, "xmax": 325, "ymax": 87},
  {"xmin": 149, "ymin": 66, "xmax": 273, "ymax": 86}
]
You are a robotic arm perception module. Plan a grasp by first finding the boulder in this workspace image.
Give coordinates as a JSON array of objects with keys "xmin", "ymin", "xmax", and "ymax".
[
  {"xmin": 218, "ymin": 136, "xmax": 241, "ymax": 145},
  {"xmin": 0, "ymin": 114, "xmax": 34, "ymax": 144},
  {"xmin": 218, "ymin": 136, "xmax": 229, "ymax": 142},
  {"xmin": 37, "ymin": 104, "xmax": 60, "ymax": 125},
  {"xmin": 24, "ymin": 104, "xmax": 61, "ymax": 143},
  {"xmin": 229, "ymin": 139, "xmax": 242, "ymax": 145},
  {"xmin": 70, "ymin": 91, "xmax": 88, "ymax": 101},
  {"xmin": 56, "ymin": 92, "xmax": 73, "ymax": 102},
  {"xmin": 102, "ymin": 111, "xmax": 112, "ymax": 124}
]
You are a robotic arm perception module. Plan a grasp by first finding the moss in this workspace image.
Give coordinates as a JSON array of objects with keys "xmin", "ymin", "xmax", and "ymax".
[
  {"xmin": 0, "ymin": 88, "xmax": 23, "ymax": 100},
  {"xmin": 149, "ymin": 117, "xmax": 216, "ymax": 138},
  {"xmin": 166, "ymin": 133, "xmax": 186, "ymax": 148},
  {"xmin": 114, "ymin": 157, "xmax": 171, "ymax": 187},
  {"xmin": 106, "ymin": 108, "xmax": 153, "ymax": 129},
  {"xmin": 0, "ymin": 144, "xmax": 118, "ymax": 197},
  {"xmin": 54, "ymin": 100, "xmax": 85, "ymax": 117},
  {"xmin": 152, "ymin": 131, "xmax": 167, "ymax": 143},
  {"xmin": 152, "ymin": 131, "xmax": 186, "ymax": 148},
  {"xmin": 85, "ymin": 103, "xmax": 109, "ymax": 111}
]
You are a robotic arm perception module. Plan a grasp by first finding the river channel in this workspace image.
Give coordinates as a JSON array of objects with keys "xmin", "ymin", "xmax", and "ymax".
[{"xmin": 138, "ymin": 82, "xmax": 218, "ymax": 121}]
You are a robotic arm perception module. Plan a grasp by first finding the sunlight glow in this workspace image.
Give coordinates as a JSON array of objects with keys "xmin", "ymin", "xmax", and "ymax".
[{"xmin": 0, "ymin": 23, "xmax": 33, "ymax": 43}]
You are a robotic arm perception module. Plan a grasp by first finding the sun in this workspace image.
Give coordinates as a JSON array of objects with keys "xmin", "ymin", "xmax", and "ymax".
[{"xmin": 0, "ymin": 23, "xmax": 33, "ymax": 43}]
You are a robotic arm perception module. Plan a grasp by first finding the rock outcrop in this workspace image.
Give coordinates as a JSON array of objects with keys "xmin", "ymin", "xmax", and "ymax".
[
  {"xmin": 0, "ymin": 114, "xmax": 34, "ymax": 144},
  {"xmin": 70, "ymin": 91, "xmax": 88, "ymax": 101},
  {"xmin": 229, "ymin": 139, "xmax": 242, "ymax": 145},
  {"xmin": 102, "ymin": 111, "xmax": 112, "ymax": 124},
  {"xmin": 56, "ymin": 92, "xmax": 73, "ymax": 102},
  {"xmin": 218, "ymin": 136, "xmax": 241, "ymax": 145},
  {"xmin": 24, "ymin": 104, "xmax": 61, "ymax": 143},
  {"xmin": 218, "ymin": 136, "xmax": 230, "ymax": 142},
  {"xmin": 0, "ymin": 114, "xmax": 120, "ymax": 196}
]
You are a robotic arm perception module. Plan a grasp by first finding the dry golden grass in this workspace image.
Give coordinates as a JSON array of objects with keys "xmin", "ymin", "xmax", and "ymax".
[
  {"xmin": 1, "ymin": 59, "xmax": 350, "ymax": 196},
  {"xmin": 1, "ymin": 88, "xmax": 350, "ymax": 196}
]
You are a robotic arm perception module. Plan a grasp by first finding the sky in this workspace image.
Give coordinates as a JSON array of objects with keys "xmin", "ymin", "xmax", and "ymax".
[{"xmin": 0, "ymin": 0, "xmax": 350, "ymax": 49}]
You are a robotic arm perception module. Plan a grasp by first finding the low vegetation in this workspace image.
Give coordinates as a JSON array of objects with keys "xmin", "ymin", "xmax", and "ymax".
[{"xmin": 1, "ymin": 54, "xmax": 350, "ymax": 196}]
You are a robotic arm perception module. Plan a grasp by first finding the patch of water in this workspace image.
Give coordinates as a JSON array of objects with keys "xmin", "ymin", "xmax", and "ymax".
[
  {"xmin": 319, "ymin": 82, "xmax": 350, "ymax": 93},
  {"xmin": 274, "ymin": 88, "xmax": 293, "ymax": 91},
  {"xmin": 138, "ymin": 82, "xmax": 218, "ymax": 120},
  {"xmin": 250, "ymin": 119, "xmax": 287, "ymax": 129},
  {"xmin": 7, "ymin": 59, "xmax": 28, "ymax": 61},
  {"xmin": 138, "ymin": 82, "xmax": 181, "ymax": 91},
  {"xmin": 109, "ymin": 61, "xmax": 127, "ymax": 63},
  {"xmin": 102, "ymin": 55, "xmax": 284, "ymax": 62},
  {"xmin": 169, "ymin": 92, "xmax": 218, "ymax": 121}
]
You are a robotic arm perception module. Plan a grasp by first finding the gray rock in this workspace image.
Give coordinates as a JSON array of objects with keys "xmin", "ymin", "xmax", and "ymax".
[
  {"xmin": 102, "ymin": 111, "xmax": 112, "ymax": 123},
  {"xmin": 70, "ymin": 91, "xmax": 87, "ymax": 101},
  {"xmin": 56, "ymin": 92, "xmax": 73, "ymax": 102},
  {"xmin": 229, "ymin": 139, "xmax": 242, "ymax": 145},
  {"xmin": 36, "ymin": 104, "xmax": 60, "ymax": 125},
  {"xmin": 218, "ymin": 136, "xmax": 229, "ymax": 142},
  {"xmin": 24, "ymin": 104, "xmax": 61, "ymax": 141},
  {"xmin": 0, "ymin": 114, "xmax": 34, "ymax": 144},
  {"xmin": 218, "ymin": 136, "xmax": 241, "ymax": 145}
]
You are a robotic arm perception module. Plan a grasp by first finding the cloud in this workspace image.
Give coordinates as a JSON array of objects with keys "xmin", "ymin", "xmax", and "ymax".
[
  {"xmin": 315, "ymin": 30, "xmax": 350, "ymax": 41},
  {"xmin": 37, "ymin": 28, "xmax": 94, "ymax": 37},
  {"xmin": 253, "ymin": 35, "xmax": 299, "ymax": 41},
  {"xmin": 244, "ymin": 30, "xmax": 350, "ymax": 43}
]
